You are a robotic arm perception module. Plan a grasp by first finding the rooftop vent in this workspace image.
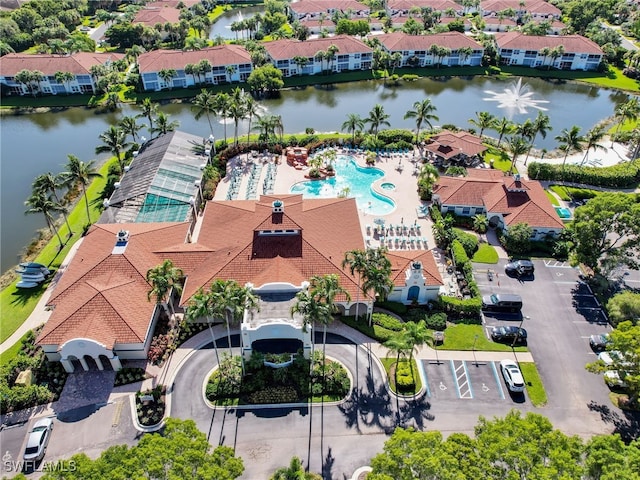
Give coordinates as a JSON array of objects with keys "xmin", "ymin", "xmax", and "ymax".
[
  {"xmin": 272, "ymin": 199, "xmax": 284, "ymax": 214},
  {"xmin": 514, "ymin": 173, "xmax": 521, "ymax": 182},
  {"xmin": 113, "ymin": 230, "xmax": 130, "ymax": 254}
]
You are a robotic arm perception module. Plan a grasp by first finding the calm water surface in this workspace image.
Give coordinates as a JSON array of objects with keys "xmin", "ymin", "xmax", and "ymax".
[{"xmin": 0, "ymin": 76, "xmax": 629, "ymax": 271}]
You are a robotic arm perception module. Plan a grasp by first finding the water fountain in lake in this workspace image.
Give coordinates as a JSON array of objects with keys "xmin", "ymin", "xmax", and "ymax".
[{"xmin": 483, "ymin": 78, "xmax": 549, "ymax": 118}]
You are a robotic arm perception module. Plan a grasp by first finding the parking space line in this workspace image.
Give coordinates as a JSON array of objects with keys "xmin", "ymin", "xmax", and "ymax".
[
  {"xmin": 450, "ymin": 360, "xmax": 461, "ymax": 398},
  {"xmin": 453, "ymin": 360, "xmax": 473, "ymax": 399},
  {"xmin": 490, "ymin": 361, "xmax": 505, "ymax": 400},
  {"xmin": 419, "ymin": 361, "xmax": 431, "ymax": 398},
  {"xmin": 463, "ymin": 361, "xmax": 474, "ymax": 399}
]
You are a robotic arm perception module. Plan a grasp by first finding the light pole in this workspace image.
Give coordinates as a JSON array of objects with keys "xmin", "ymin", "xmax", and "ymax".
[{"xmin": 472, "ymin": 334, "xmax": 479, "ymax": 366}]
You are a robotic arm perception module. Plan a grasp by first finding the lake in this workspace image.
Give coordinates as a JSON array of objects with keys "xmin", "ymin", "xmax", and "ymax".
[{"xmin": 0, "ymin": 75, "xmax": 630, "ymax": 272}]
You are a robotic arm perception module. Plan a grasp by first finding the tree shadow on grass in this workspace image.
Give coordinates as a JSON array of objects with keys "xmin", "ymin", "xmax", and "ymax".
[{"xmin": 9, "ymin": 282, "xmax": 48, "ymax": 308}]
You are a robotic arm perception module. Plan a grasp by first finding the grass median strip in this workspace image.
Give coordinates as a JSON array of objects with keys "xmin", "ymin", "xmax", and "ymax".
[
  {"xmin": 438, "ymin": 324, "xmax": 528, "ymax": 353},
  {"xmin": 519, "ymin": 362, "xmax": 548, "ymax": 407}
]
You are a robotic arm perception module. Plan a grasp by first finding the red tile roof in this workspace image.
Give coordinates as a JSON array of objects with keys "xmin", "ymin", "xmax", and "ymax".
[
  {"xmin": 377, "ymin": 32, "xmax": 483, "ymax": 52},
  {"xmin": 495, "ymin": 32, "xmax": 603, "ymax": 55},
  {"xmin": 137, "ymin": 45, "xmax": 251, "ymax": 73},
  {"xmin": 0, "ymin": 52, "xmax": 124, "ymax": 77},
  {"xmin": 425, "ymin": 130, "xmax": 487, "ymax": 159},
  {"xmin": 133, "ymin": 5, "xmax": 181, "ymax": 25},
  {"xmin": 388, "ymin": 251, "xmax": 444, "ymax": 287},
  {"xmin": 178, "ymin": 194, "xmax": 368, "ymax": 303},
  {"xmin": 290, "ymin": 0, "xmax": 369, "ymax": 15},
  {"xmin": 433, "ymin": 171, "xmax": 564, "ymax": 229},
  {"xmin": 481, "ymin": 0, "xmax": 561, "ymax": 16},
  {"xmin": 263, "ymin": 35, "xmax": 372, "ymax": 60},
  {"xmin": 389, "ymin": 0, "xmax": 460, "ymax": 11},
  {"xmin": 38, "ymin": 223, "xmax": 191, "ymax": 349}
]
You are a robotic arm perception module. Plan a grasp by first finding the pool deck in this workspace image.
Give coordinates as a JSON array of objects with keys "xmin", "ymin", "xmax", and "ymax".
[{"xmin": 211, "ymin": 149, "xmax": 437, "ymax": 253}]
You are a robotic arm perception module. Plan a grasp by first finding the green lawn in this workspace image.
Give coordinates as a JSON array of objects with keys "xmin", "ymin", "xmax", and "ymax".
[
  {"xmin": 545, "ymin": 190, "xmax": 560, "ymax": 206},
  {"xmin": 519, "ymin": 362, "xmax": 548, "ymax": 407},
  {"xmin": 472, "ymin": 244, "xmax": 499, "ymax": 264},
  {"xmin": 0, "ymin": 158, "xmax": 114, "ymax": 343},
  {"xmin": 0, "ymin": 331, "xmax": 29, "ymax": 366},
  {"xmin": 438, "ymin": 324, "xmax": 528, "ymax": 352},
  {"xmin": 483, "ymin": 147, "xmax": 514, "ymax": 173}
]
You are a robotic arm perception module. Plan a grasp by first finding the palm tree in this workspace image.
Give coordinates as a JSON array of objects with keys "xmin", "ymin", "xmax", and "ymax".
[
  {"xmin": 244, "ymin": 95, "xmax": 261, "ymax": 145},
  {"xmin": 361, "ymin": 247, "xmax": 393, "ymax": 325},
  {"xmin": 384, "ymin": 329, "xmax": 411, "ymax": 385},
  {"xmin": 404, "ymin": 320, "xmax": 431, "ymax": 370},
  {"xmin": 158, "ymin": 68, "xmax": 177, "ymax": 89},
  {"xmin": 505, "ymin": 135, "xmax": 529, "ymax": 173},
  {"xmin": 310, "ymin": 274, "xmax": 350, "ymax": 356},
  {"xmin": 524, "ymin": 111, "xmax": 552, "ymax": 165},
  {"xmin": 366, "ymin": 104, "xmax": 391, "ymax": 137},
  {"xmin": 119, "ymin": 116, "xmax": 143, "ymax": 143},
  {"xmin": 185, "ymin": 288, "xmax": 220, "ymax": 364},
  {"xmin": 581, "ymin": 124, "xmax": 607, "ymax": 166},
  {"xmin": 291, "ymin": 287, "xmax": 331, "ymax": 368},
  {"xmin": 342, "ymin": 249, "xmax": 368, "ymax": 321},
  {"xmin": 25, "ymin": 190, "xmax": 65, "ymax": 250},
  {"xmin": 146, "ymin": 259, "xmax": 184, "ymax": 318},
  {"xmin": 62, "ymin": 154, "xmax": 102, "ymax": 225},
  {"xmin": 418, "ymin": 163, "xmax": 440, "ymax": 199},
  {"xmin": 151, "ymin": 111, "xmax": 180, "ymax": 136},
  {"xmin": 270, "ymin": 457, "xmax": 320, "ymax": 480},
  {"xmin": 192, "ymin": 89, "xmax": 217, "ymax": 136},
  {"xmin": 213, "ymin": 92, "xmax": 231, "ymax": 144},
  {"xmin": 210, "ymin": 279, "xmax": 259, "ymax": 359},
  {"xmin": 612, "ymin": 97, "xmax": 640, "ymax": 146},
  {"xmin": 138, "ymin": 97, "xmax": 158, "ymax": 134},
  {"xmin": 96, "ymin": 125, "xmax": 129, "ymax": 173},
  {"xmin": 555, "ymin": 126, "xmax": 585, "ymax": 181},
  {"xmin": 33, "ymin": 173, "xmax": 73, "ymax": 236},
  {"xmin": 469, "ymin": 111, "xmax": 496, "ymax": 138},
  {"xmin": 472, "ymin": 214, "xmax": 489, "ymax": 234},
  {"xmin": 228, "ymin": 92, "xmax": 247, "ymax": 145},
  {"xmin": 341, "ymin": 113, "xmax": 365, "ymax": 144},
  {"xmin": 494, "ymin": 117, "xmax": 514, "ymax": 148},
  {"xmin": 54, "ymin": 71, "xmax": 75, "ymax": 94},
  {"xmin": 404, "ymin": 98, "xmax": 439, "ymax": 143}
]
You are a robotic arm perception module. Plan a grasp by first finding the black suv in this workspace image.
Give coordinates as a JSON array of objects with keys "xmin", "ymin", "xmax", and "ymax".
[
  {"xmin": 505, "ymin": 260, "xmax": 535, "ymax": 276},
  {"xmin": 490, "ymin": 326, "xmax": 527, "ymax": 344}
]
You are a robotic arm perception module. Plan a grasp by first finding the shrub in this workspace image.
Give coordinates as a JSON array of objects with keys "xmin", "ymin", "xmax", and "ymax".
[
  {"xmin": 453, "ymin": 229, "xmax": 479, "ymax": 257},
  {"xmin": 451, "ymin": 240, "xmax": 469, "ymax": 268},
  {"xmin": 527, "ymin": 161, "xmax": 639, "ymax": 188},
  {"xmin": 376, "ymin": 301, "xmax": 408, "ymax": 315},
  {"xmin": 394, "ymin": 361, "xmax": 416, "ymax": 391},
  {"xmin": 425, "ymin": 312, "xmax": 447, "ymax": 331},
  {"xmin": 372, "ymin": 313, "xmax": 404, "ymax": 331},
  {"xmin": 439, "ymin": 295, "xmax": 482, "ymax": 318}
]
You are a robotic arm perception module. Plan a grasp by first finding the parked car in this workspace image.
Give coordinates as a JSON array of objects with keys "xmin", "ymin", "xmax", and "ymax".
[
  {"xmin": 491, "ymin": 326, "xmax": 527, "ymax": 344},
  {"xmin": 589, "ymin": 333, "xmax": 610, "ymax": 352},
  {"xmin": 505, "ymin": 259, "xmax": 535, "ymax": 276},
  {"xmin": 482, "ymin": 294, "xmax": 523, "ymax": 313},
  {"xmin": 499, "ymin": 359, "xmax": 525, "ymax": 393},
  {"xmin": 604, "ymin": 370, "xmax": 628, "ymax": 389},
  {"xmin": 23, "ymin": 417, "xmax": 54, "ymax": 462}
]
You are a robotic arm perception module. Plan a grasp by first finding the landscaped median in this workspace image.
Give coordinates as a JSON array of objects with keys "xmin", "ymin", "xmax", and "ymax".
[{"xmin": 518, "ymin": 362, "xmax": 548, "ymax": 407}]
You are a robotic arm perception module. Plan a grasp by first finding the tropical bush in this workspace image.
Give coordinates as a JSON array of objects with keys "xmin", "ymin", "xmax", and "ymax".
[
  {"xmin": 394, "ymin": 360, "xmax": 416, "ymax": 392},
  {"xmin": 439, "ymin": 295, "xmax": 482, "ymax": 318},
  {"xmin": 425, "ymin": 312, "xmax": 447, "ymax": 331},
  {"xmin": 454, "ymin": 228, "xmax": 479, "ymax": 257},
  {"xmin": 372, "ymin": 312, "xmax": 404, "ymax": 331},
  {"xmin": 0, "ymin": 329, "xmax": 68, "ymax": 414},
  {"xmin": 377, "ymin": 301, "xmax": 408, "ymax": 315},
  {"xmin": 527, "ymin": 161, "xmax": 640, "ymax": 188},
  {"xmin": 136, "ymin": 385, "xmax": 166, "ymax": 426},
  {"xmin": 114, "ymin": 367, "xmax": 147, "ymax": 387}
]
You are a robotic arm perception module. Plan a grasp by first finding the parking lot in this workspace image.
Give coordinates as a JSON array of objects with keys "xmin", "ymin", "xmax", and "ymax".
[
  {"xmin": 474, "ymin": 259, "xmax": 613, "ymax": 409},
  {"xmin": 421, "ymin": 359, "xmax": 526, "ymax": 404}
]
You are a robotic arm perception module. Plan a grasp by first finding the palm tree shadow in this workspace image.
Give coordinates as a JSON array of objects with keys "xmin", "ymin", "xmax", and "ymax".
[
  {"xmin": 10, "ymin": 282, "xmax": 48, "ymax": 307},
  {"xmin": 338, "ymin": 368, "xmax": 395, "ymax": 433},
  {"xmin": 398, "ymin": 397, "xmax": 434, "ymax": 430},
  {"xmin": 322, "ymin": 446, "xmax": 335, "ymax": 480}
]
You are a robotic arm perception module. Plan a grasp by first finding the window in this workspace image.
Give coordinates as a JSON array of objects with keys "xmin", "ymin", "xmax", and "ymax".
[{"xmin": 462, "ymin": 207, "xmax": 470, "ymax": 215}]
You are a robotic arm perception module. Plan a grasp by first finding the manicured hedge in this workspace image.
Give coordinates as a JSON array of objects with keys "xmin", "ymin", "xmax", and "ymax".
[
  {"xmin": 376, "ymin": 301, "xmax": 408, "ymax": 315},
  {"xmin": 453, "ymin": 228, "xmax": 479, "ymax": 257},
  {"xmin": 451, "ymin": 239, "xmax": 469, "ymax": 267},
  {"xmin": 372, "ymin": 312, "xmax": 404, "ymax": 331},
  {"xmin": 439, "ymin": 295, "xmax": 482, "ymax": 318},
  {"xmin": 527, "ymin": 161, "xmax": 640, "ymax": 188}
]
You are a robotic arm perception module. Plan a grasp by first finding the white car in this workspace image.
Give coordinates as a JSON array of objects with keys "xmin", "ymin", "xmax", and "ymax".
[
  {"xmin": 499, "ymin": 359, "xmax": 525, "ymax": 393},
  {"xmin": 604, "ymin": 370, "xmax": 628, "ymax": 388},
  {"xmin": 23, "ymin": 417, "xmax": 53, "ymax": 462}
]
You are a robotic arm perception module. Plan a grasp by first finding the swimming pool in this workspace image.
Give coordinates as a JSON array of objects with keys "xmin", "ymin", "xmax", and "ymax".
[
  {"xmin": 290, "ymin": 155, "xmax": 396, "ymax": 215},
  {"xmin": 554, "ymin": 206, "xmax": 572, "ymax": 219},
  {"xmin": 381, "ymin": 182, "xmax": 396, "ymax": 191}
]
